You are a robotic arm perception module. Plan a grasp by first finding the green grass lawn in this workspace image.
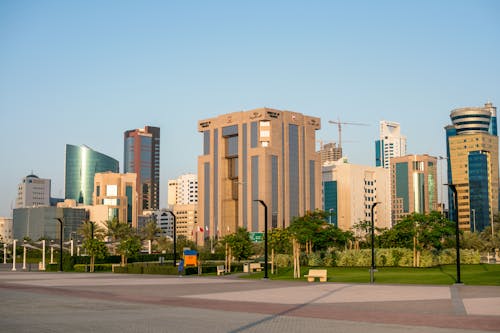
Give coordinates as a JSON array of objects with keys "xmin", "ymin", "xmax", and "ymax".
[{"xmin": 240, "ymin": 264, "xmax": 500, "ymax": 285}]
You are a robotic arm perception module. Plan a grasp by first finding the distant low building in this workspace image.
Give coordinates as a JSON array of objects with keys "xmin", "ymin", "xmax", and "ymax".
[
  {"xmin": 0, "ymin": 217, "xmax": 13, "ymax": 244},
  {"xmin": 142, "ymin": 209, "xmax": 174, "ymax": 239},
  {"xmin": 13, "ymin": 206, "xmax": 87, "ymax": 241}
]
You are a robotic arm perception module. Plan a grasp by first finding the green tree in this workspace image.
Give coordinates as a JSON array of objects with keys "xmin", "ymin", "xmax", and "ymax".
[
  {"xmin": 378, "ymin": 212, "xmax": 455, "ymax": 251},
  {"xmin": 82, "ymin": 238, "xmax": 108, "ymax": 272},
  {"xmin": 223, "ymin": 227, "xmax": 253, "ymax": 261},
  {"xmin": 269, "ymin": 228, "xmax": 292, "ymax": 254},
  {"xmin": 117, "ymin": 235, "xmax": 142, "ymax": 266},
  {"xmin": 479, "ymin": 220, "xmax": 500, "ymax": 252},
  {"xmin": 288, "ymin": 210, "xmax": 335, "ymax": 253}
]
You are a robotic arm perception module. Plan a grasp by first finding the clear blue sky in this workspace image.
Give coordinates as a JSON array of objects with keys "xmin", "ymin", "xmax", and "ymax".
[{"xmin": 1, "ymin": 0, "xmax": 499, "ymax": 217}]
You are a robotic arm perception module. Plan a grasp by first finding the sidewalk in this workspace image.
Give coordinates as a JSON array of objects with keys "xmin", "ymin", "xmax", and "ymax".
[{"xmin": 0, "ymin": 271, "xmax": 499, "ymax": 332}]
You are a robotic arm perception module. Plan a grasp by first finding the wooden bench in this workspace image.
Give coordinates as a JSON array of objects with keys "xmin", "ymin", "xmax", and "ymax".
[
  {"xmin": 216, "ymin": 265, "xmax": 225, "ymax": 276},
  {"xmin": 249, "ymin": 262, "xmax": 262, "ymax": 272},
  {"xmin": 304, "ymin": 269, "xmax": 327, "ymax": 282}
]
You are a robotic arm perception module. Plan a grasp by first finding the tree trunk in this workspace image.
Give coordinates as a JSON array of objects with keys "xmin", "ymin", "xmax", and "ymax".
[{"xmin": 271, "ymin": 248, "xmax": 274, "ymax": 274}]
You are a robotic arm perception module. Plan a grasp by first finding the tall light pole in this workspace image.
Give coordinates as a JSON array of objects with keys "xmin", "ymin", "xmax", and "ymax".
[
  {"xmin": 41, "ymin": 240, "xmax": 46, "ymax": 270},
  {"xmin": 329, "ymin": 208, "xmax": 334, "ymax": 225},
  {"xmin": 54, "ymin": 218, "xmax": 64, "ymax": 272},
  {"xmin": 471, "ymin": 208, "xmax": 476, "ymax": 233},
  {"xmin": 438, "ymin": 156, "xmax": 448, "ymax": 212},
  {"xmin": 166, "ymin": 210, "xmax": 177, "ymax": 267},
  {"xmin": 447, "ymin": 184, "xmax": 461, "ymax": 284},
  {"xmin": 12, "ymin": 239, "xmax": 17, "ymax": 271},
  {"xmin": 254, "ymin": 200, "xmax": 268, "ymax": 279},
  {"xmin": 22, "ymin": 240, "xmax": 27, "ymax": 270},
  {"xmin": 3, "ymin": 243, "xmax": 6, "ymax": 264},
  {"xmin": 370, "ymin": 202, "xmax": 380, "ymax": 284}
]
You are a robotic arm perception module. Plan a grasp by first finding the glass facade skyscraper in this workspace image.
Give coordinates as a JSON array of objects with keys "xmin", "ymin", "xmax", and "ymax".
[
  {"xmin": 65, "ymin": 144, "xmax": 119, "ymax": 205},
  {"xmin": 124, "ymin": 126, "xmax": 160, "ymax": 212},
  {"xmin": 445, "ymin": 102, "xmax": 499, "ymax": 232}
]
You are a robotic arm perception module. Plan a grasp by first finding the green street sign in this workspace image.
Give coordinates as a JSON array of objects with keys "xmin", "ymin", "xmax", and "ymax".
[{"xmin": 249, "ymin": 232, "xmax": 264, "ymax": 242}]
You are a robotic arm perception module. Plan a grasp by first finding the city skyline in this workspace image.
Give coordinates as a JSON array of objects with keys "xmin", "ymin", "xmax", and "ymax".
[{"xmin": 1, "ymin": 1, "xmax": 499, "ymax": 217}]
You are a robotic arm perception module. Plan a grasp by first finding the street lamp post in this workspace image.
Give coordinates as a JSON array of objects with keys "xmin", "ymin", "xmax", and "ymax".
[
  {"xmin": 166, "ymin": 210, "xmax": 177, "ymax": 267},
  {"xmin": 329, "ymin": 208, "xmax": 334, "ymax": 225},
  {"xmin": 370, "ymin": 202, "xmax": 380, "ymax": 284},
  {"xmin": 3, "ymin": 243, "xmax": 6, "ymax": 264},
  {"xmin": 22, "ymin": 240, "xmax": 27, "ymax": 270},
  {"xmin": 471, "ymin": 209, "xmax": 476, "ymax": 233},
  {"xmin": 41, "ymin": 240, "xmax": 46, "ymax": 270},
  {"xmin": 50, "ymin": 241, "xmax": 54, "ymax": 264},
  {"xmin": 254, "ymin": 200, "xmax": 269, "ymax": 279},
  {"xmin": 55, "ymin": 218, "xmax": 64, "ymax": 272},
  {"xmin": 12, "ymin": 239, "xmax": 17, "ymax": 271},
  {"xmin": 447, "ymin": 184, "xmax": 461, "ymax": 284}
]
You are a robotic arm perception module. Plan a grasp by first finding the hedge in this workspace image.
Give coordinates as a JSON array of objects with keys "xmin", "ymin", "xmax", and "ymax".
[{"xmin": 73, "ymin": 264, "xmax": 113, "ymax": 272}]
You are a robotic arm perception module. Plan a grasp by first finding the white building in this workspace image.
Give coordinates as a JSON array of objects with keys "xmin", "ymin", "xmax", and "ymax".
[
  {"xmin": 0, "ymin": 217, "xmax": 13, "ymax": 244},
  {"xmin": 142, "ymin": 209, "xmax": 175, "ymax": 239},
  {"xmin": 375, "ymin": 121, "xmax": 407, "ymax": 169},
  {"xmin": 167, "ymin": 174, "xmax": 198, "ymax": 206},
  {"xmin": 323, "ymin": 160, "xmax": 391, "ymax": 233},
  {"xmin": 16, "ymin": 174, "xmax": 51, "ymax": 208}
]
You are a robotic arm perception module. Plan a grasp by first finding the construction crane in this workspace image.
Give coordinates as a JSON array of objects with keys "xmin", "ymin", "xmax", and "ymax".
[{"xmin": 328, "ymin": 118, "xmax": 369, "ymax": 151}]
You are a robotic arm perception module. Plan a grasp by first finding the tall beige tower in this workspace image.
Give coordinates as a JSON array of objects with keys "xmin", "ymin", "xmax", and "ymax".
[{"xmin": 198, "ymin": 108, "xmax": 321, "ymax": 237}]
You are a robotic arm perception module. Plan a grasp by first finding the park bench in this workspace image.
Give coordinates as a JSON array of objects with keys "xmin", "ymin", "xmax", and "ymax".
[
  {"xmin": 304, "ymin": 269, "xmax": 327, "ymax": 282},
  {"xmin": 217, "ymin": 265, "xmax": 225, "ymax": 276}
]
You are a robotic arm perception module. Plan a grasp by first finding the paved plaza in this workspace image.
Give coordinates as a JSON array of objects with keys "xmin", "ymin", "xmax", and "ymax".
[{"xmin": 0, "ymin": 268, "xmax": 499, "ymax": 332}]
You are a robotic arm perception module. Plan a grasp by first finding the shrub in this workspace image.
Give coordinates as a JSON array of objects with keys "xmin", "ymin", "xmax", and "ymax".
[
  {"xmin": 307, "ymin": 252, "xmax": 323, "ymax": 266},
  {"xmin": 275, "ymin": 254, "xmax": 292, "ymax": 267},
  {"xmin": 323, "ymin": 249, "xmax": 338, "ymax": 267}
]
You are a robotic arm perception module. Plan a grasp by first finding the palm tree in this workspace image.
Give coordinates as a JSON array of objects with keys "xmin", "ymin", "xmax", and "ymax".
[
  {"xmin": 106, "ymin": 217, "xmax": 132, "ymax": 255},
  {"xmin": 78, "ymin": 220, "xmax": 104, "ymax": 242},
  {"xmin": 140, "ymin": 220, "xmax": 161, "ymax": 254}
]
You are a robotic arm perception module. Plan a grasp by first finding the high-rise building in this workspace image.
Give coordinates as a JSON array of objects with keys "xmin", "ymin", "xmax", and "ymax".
[
  {"xmin": 198, "ymin": 108, "xmax": 321, "ymax": 237},
  {"xmin": 65, "ymin": 145, "xmax": 119, "ymax": 205},
  {"xmin": 319, "ymin": 142, "xmax": 342, "ymax": 165},
  {"xmin": 93, "ymin": 172, "xmax": 138, "ymax": 228},
  {"xmin": 16, "ymin": 174, "xmax": 51, "ymax": 208},
  {"xmin": 323, "ymin": 160, "xmax": 391, "ymax": 232},
  {"xmin": 445, "ymin": 102, "xmax": 498, "ymax": 232},
  {"xmin": 375, "ymin": 121, "xmax": 407, "ymax": 168},
  {"xmin": 390, "ymin": 154, "xmax": 438, "ymax": 224},
  {"xmin": 124, "ymin": 126, "xmax": 160, "ymax": 212},
  {"xmin": 167, "ymin": 174, "xmax": 198, "ymax": 206}
]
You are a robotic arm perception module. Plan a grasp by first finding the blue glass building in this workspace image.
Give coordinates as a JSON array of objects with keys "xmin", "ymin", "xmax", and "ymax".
[{"xmin": 65, "ymin": 144, "xmax": 119, "ymax": 205}]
